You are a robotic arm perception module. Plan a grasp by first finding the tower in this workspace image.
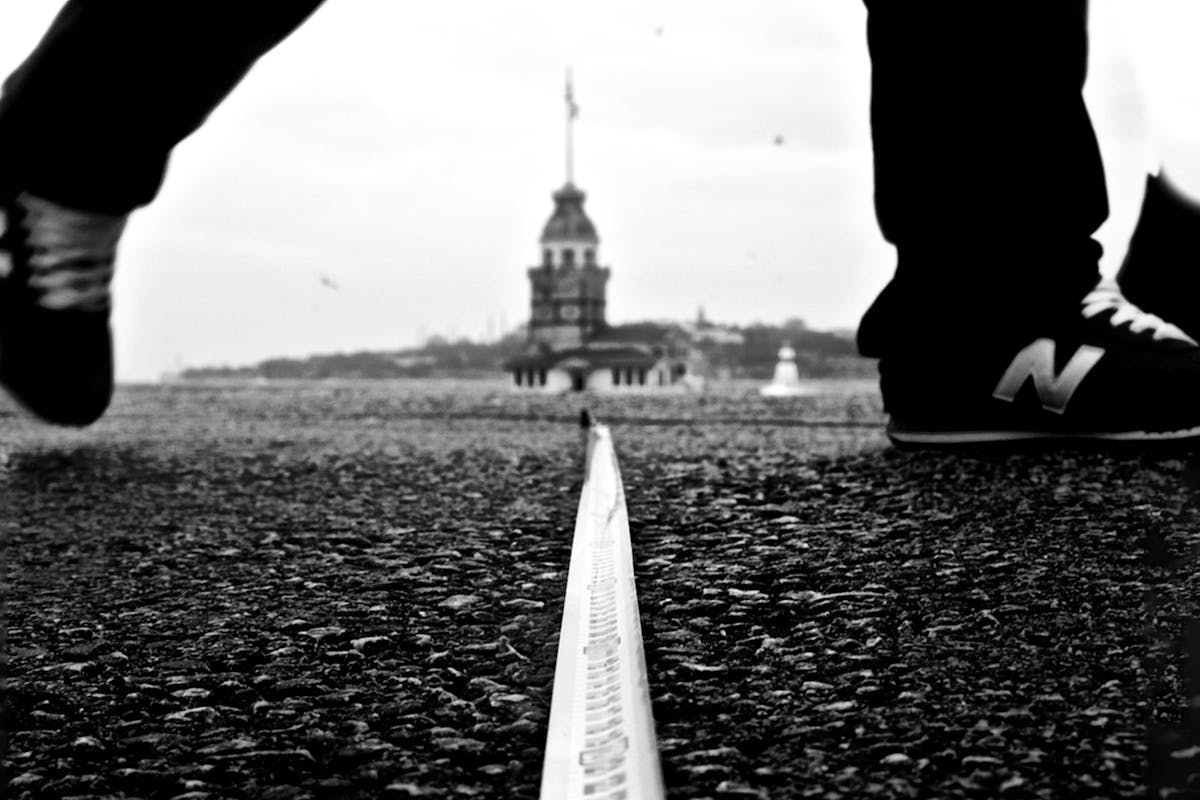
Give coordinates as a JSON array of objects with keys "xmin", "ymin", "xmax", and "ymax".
[
  {"xmin": 528, "ymin": 184, "xmax": 609, "ymax": 346},
  {"xmin": 527, "ymin": 72, "xmax": 610, "ymax": 348}
]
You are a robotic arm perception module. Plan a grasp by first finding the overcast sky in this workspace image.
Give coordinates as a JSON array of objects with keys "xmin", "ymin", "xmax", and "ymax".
[{"xmin": 4, "ymin": 2, "xmax": 1199, "ymax": 381}]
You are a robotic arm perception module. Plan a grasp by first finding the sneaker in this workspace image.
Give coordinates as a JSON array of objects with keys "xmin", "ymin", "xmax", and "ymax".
[
  {"xmin": 0, "ymin": 192, "xmax": 126, "ymax": 426},
  {"xmin": 879, "ymin": 281, "xmax": 1200, "ymax": 447}
]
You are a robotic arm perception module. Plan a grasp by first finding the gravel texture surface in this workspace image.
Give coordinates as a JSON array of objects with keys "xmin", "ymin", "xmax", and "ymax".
[{"xmin": 2, "ymin": 379, "xmax": 1200, "ymax": 799}]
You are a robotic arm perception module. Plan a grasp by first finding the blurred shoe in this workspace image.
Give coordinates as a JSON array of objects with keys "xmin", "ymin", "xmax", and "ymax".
[
  {"xmin": 1118, "ymin": 171, "xmax": 1200, "ymax": 342},
  {"xmin": 879, "ymin": 281, "xmax": 1200, "ymax": 448},
  {"xmin": 0, "ymin": 192, "xmax": 126, "ymax": 425}
]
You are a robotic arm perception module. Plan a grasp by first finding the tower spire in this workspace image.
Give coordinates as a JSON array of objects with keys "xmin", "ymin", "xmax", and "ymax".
[{"xmin": 565, "ymin": 68, "xmax": 579, "ymax": 184}]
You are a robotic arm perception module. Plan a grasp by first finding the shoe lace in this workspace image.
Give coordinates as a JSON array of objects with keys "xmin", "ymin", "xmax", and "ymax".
[
  {"xmin": 1081, "ymin": 281, "xmax": 1196, "ymax": 344},
  {"xmin": 18, "ymin": 194, "xmax": 126, "ymax": 312}
]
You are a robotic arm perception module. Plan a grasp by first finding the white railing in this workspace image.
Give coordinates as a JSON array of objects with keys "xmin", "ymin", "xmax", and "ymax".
[{"xmin": 540, "ymin": 423, "xmax": 665, "ymax": 800}]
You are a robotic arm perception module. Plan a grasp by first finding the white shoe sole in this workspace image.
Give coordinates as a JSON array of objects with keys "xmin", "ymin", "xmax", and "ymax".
[{"xmin": 887, "ymin": 421, "xmax": 1200, "ymax": 447}]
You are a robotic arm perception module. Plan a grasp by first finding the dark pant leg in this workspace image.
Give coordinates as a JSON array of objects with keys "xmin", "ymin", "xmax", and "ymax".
[
  {"xmin": 0, "ymin": 0, "xmax": 326, "ymax": 214},
  {"xmin": 859, "ymin": 0, "xmax": 1105, "ymax": 355},
  {"xmin": 1118, "ymin": 172, "xmax": 1200, "ymax": 327}
]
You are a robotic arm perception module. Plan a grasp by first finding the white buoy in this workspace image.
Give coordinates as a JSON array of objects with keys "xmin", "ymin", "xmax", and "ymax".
[{"xmin": 759, "ymin": 343, "xmax": 811, "ymax": 397}]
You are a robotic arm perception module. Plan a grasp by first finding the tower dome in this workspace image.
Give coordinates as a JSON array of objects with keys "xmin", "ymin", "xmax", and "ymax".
[{"xmin": 540, "ymin": 182, "xmax": 598, "ymax": 244}]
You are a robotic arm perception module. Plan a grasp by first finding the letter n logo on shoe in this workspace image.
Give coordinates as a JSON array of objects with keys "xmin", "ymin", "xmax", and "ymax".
[{"xmin": 992, "ymin": 339, "xmax": 1106, "ymax": 415}]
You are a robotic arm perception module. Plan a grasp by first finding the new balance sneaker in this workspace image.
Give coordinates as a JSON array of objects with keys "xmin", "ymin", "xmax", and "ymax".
[
  {"xmin": 878, "ymin": 282, "xmax": 1200, "ymax": 448},
  {"xmin": 0, "ymin": 192, "xmax": 127, "ymax": 426}
]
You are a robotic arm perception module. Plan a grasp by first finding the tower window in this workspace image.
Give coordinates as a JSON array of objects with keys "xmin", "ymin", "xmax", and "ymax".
[
  {"xmin": 539, "ymin": 369, "xmax": 548, "ymax": 386},
  {"xmin": 562, "ymin": 249, "xmax": 575, "ymax": 267},
  {"xmin": 638, "ymin": 369, "xmax": 647, "ymax": 386},
  {"xmin": 584, "ymin": 248, "xmax": 595, "ymax": 265},
  {"xmin": 612, "ymin": 368, "xmax": 620, "ymax": 386},
  {"xmin": 515, "ymin": 370, "xmax": 523, "ymax": 387},
  {"xmin": 625, "ymin": 368, "xmax": 634, "ymax": 386},
  {"xmin": 542, "ymin": 249, "xmax": 552, "ymax": 266}
]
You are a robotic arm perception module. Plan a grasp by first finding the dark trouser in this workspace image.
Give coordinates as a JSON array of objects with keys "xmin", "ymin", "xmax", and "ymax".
[
  {"xmin": 859, "ymin": 0, "xmax": 1105, "ymax": 355},
  {"xmin": 0, "ymin": 0, "xmax": 325, "ymax": 215}
]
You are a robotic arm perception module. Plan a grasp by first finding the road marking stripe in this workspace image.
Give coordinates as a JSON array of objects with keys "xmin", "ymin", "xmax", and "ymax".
[{"xmin": 540, "ymin": 423, "xmax": 666, "ymax": 800}]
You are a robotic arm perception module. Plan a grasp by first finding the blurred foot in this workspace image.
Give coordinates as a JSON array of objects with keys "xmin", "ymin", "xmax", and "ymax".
[
  {"xmin": 0, "ymin": 192, "xmax": 126, "ymax": 426},
  {"xmin": 878, "ymin": 282, "xmax": 1200, "ymax": 448}
]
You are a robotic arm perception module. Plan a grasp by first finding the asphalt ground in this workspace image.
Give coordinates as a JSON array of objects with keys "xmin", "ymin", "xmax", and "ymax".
[{"xmin": 2, "ymin": 379, "xmax": 1200, "ymax": 799}]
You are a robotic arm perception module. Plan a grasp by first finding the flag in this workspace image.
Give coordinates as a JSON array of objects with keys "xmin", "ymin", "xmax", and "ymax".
[{"xmin": 566, "ymin": 73, "xmax": 580, "ymax": 119}]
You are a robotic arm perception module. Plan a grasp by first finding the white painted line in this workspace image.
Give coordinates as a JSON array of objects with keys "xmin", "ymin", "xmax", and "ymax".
[{"xmin": 540, "ymin": 423, "xmax": 665, "ymax": 800}]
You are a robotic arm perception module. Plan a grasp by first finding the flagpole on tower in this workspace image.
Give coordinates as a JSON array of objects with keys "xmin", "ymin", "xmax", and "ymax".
[{"xmin": 565, "ymin": 68, "xmax": 579, "ymax": 184}]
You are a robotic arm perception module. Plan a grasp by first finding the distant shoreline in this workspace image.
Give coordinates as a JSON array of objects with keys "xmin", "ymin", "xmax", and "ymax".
[{"xmin": 129, "ymin": 375, "xmax": 881, "ymax": 395}]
